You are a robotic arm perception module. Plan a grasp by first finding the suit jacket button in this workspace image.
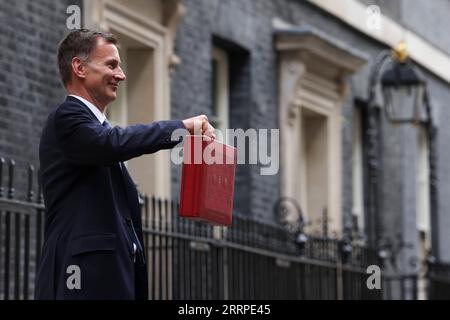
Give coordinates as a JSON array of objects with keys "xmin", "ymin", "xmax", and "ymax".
[{"xmin": 126, "ymin": 218, "xmax": 132, "ymax": 226}]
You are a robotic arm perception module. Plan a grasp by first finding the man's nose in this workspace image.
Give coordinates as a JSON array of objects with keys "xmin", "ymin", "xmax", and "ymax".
[{"xmin": 114, "ymin": 67, "xmax": 126, "ymax": 81}]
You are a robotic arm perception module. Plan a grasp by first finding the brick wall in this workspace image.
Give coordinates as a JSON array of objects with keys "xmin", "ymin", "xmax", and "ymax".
[{"xmin": 0, "ymin": 0, "xmax": 81, "ymax": 200}]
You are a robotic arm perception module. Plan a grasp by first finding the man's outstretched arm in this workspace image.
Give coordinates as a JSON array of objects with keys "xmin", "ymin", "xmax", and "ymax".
[{"xmin": 55, "ymin": 102, "xmax": 214, "ymax": 166}]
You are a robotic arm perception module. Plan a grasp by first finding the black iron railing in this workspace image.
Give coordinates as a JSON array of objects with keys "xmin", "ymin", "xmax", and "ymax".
[
  {"xmin": 0, "ymin": 158, "xmax": 45, "ymax": 300},
  {"xmin": 1, "ymin": 156, "xmax": 449, "ymax": 300},
  {"xmin": 140, "ymin": 194, "xmax": 383, "ymax": 300},
  {"xmin": 428, "ymin": 261, "xmax": 450, "ymax": 299}
]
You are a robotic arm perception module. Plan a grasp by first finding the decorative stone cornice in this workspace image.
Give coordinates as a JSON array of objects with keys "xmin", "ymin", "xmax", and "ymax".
[{"xmin": 274, "ymin": 19, "xmax": 368, "ymax": 77}]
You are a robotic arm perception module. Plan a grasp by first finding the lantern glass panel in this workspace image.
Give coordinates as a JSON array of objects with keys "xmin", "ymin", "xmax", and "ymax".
[{"xmin": 382, "ymin": 82, "xmax": 427, "ymax": 124}]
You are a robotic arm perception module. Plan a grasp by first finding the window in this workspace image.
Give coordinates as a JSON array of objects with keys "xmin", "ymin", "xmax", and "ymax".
[
  {"xmin": 300, "ymin": 107, "xmax": 330, "ymax": 233},
  {"xmin": 211, "ymin": 38, "xmax": 251, "ymax": 216},
  {"xmin": 417, "ymin": 127, "xmax": 431, "ymax": 250},
  {"xmin": 417, "ymin": 127, "xmax": 430, "ymax": 300},
  {"xmin": 211, "ymin": 47, "xmax": 229, "ymax": 142}
]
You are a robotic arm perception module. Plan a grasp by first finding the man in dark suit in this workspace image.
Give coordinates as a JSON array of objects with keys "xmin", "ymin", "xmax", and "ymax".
[{"xmin": 35, "ymin": 29, "xmax": 215, "ymax": 299}]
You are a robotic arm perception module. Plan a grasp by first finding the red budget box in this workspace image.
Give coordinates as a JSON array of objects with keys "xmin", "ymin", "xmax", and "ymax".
[{"xmin": 179, "ymin": 135, "xmax": 236, "ymax": 226}]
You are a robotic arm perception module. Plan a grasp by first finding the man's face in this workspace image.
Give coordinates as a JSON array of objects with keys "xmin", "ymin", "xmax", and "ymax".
[{"xmin": 82, "ymin": 38, "xmax": 126, "ymax": 106}]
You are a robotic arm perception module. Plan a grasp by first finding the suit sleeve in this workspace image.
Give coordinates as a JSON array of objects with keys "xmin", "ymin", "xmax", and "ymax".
[{"xmin": 54, "ymin": 102, "xmax": 186, "ymax": 166}]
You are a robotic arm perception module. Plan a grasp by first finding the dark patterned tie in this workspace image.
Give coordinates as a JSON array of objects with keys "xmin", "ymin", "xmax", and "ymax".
[{"xmin": 102, "ymin": 119, "xmax": 111, "ymax": 129}]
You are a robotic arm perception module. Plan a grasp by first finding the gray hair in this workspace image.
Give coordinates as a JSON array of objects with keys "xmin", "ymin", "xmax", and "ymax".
[{"xmin": 57, "ymin": 29, "xmax": 118, "ymax": 86}]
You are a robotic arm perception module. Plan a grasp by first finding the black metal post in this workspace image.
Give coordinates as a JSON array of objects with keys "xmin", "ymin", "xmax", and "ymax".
[
  {"xmin": 424, "ymin": 91, "xmax": 440, "ymax": 261},
  {"xmin": 365, "ymin": 51, "xmax": 390, "ymax": 247}
]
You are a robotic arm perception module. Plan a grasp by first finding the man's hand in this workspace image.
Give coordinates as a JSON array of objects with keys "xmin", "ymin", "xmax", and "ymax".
[{"xmin": 182, "ymin": 114, "xmax": 216, "ymax": 140}]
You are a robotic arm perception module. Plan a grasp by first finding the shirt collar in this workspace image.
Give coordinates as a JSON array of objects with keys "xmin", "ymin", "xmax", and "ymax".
[{"xmin": 69, "ymin": 94, "xmax": 106, "ymax": 125}]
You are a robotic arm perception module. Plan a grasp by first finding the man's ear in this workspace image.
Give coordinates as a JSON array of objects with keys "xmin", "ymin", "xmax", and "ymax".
[{"xmin": 71, "ymin": 57, "xmax": 87, "ymax": 80}]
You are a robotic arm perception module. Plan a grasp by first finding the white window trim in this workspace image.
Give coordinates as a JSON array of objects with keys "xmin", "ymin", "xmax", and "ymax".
[
  {"xmin": 417, "ymin": 127, "xmax": 430, "ymax": 300},
  {"xmin": 352, "ymin": 107, "xmax": 365, "ymax": 233},
  {"xmin": 277, "ymin": 28, "xmax": 367, "ymax": 237},
  {"xmin": 83, "ymin": 0, "xmax": 184, "ymax": 199}
]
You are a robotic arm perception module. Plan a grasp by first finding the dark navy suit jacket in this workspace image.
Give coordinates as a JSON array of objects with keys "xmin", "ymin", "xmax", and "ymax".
[{"xmin": 35, "ymin": 96, "xmax": 185, "ymax": 299}]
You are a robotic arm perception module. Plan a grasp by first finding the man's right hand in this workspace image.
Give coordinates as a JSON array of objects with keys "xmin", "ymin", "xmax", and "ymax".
[{"xmin": 182, "ymin": 114, "xmax": 216, "ymax": 140}]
